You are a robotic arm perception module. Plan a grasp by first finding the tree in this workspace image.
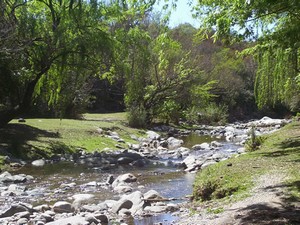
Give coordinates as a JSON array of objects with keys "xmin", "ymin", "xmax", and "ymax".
[
  {"xmin": 194, "ymin": 0, "xmax": 300, "ymax": 111},
  {"xmin": 0, "ymin": 0, "xmax": 116, "ymax": 127}
]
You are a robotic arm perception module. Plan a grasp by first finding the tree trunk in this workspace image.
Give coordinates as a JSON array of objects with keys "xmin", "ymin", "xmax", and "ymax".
[
  {"xmin": 0, "ymin": 75, "xmax": 43, "ymax": 128},
  {"xmin": 0, "ymin": 109, "xmax": 19, "ymax": 128}
]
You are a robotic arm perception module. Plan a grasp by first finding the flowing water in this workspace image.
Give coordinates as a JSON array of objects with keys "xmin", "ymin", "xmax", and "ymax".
[{"xmin": 4, "ymin": 133, "xmax": 240, "ymax": 224}]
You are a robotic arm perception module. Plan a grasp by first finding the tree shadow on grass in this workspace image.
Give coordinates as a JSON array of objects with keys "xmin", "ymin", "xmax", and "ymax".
[
  {"xmin": 235, "ymin": 182, "xmax": 300, "ymax": 225},
  {"xmin": 0, "ymin": 123, "xmax": 60, "ymax": 159},
  {"xmin": 258, "ymin": 136, "xmax": 300, "ymax": 158}
]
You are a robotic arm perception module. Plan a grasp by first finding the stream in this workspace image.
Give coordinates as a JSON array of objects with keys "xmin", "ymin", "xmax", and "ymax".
[{"xmin": 0, "ymin": 132, "xmax": 241, "ymax": 225}]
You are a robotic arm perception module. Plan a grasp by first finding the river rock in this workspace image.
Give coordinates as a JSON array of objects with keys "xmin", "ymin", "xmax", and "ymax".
[
  {"xmin": 113, "ymin": 185, "xmax": 133, "ymax": 193},
  {"xmin": 0, "ymin": 171, "xmax": 15, "ymax": 183},
  {"xmin": 111, "ymin": 199, "xmax": 133, "ymax": 214},
  {"xmin": 60, "ymin": 182, "xmax": 76, "ymax": 189},
  {"xmin": 130, "ymin": 158, "xmax": 147, "ymax": 167},
  {"xmin": 72, "ymin": 194, "xmax": 95, "ymax": 209},
  {"xmin": 146, "ymin": 131, "xmax": 160, "ymax": 140},
  {"xmin": 112, "ymin": 173, "xmax": 137, "ymax": 188},
  {"xmin": 212, "ymin": 152, "xmax": 227, "ymax": 162},
  {"xmin": 15, "ymin": 211, "xmax": 31, "ymax": 219},
  {"xmin": 182, "ymin": 155, "xmax": 196, "ymax": 167},
  {"xmin": 52, "ymin": 201, "xmax": 73, "ymax": 213},
  {"xmin": 249, "ymin": 116, "xmax": 288, "ymax": 127},
  {"xmin": 32, "ymin": 159, "xmax": 46, "ymax": 167},
  {"xmin": 85, "ymin": 213, "xmax": 99, "ymax": 224},
  {"xmin": 34, "ymin": 204, "xmax": 51, "ymax": 212},
  {"xmin": 17, "ymin": 218, "xmax": 28, "ymax": 225},
  {"xmin": 201, "ymin": 160, "xmax": 217, "ymax": 169},
  {"xmin": 0, "ymin": 203, "xmax": 33, "ymax": 218},
  {"xmin": 127, "ymin": 191, "xmax": 145, "ymax": 215},
  {"xmin": 167, "ymin": 137, "xmax": 183, "ymax": 150},
  {"xmin": 45, "ymin": 215, "xmax": 88, "ymax": 225},
  {"xmin": 144, "ymin": 205, "xmax": 167, "ymax": 213},
  {"xmin": 1, "ymin": 184, "xmax": 27, "ymax": 196},
  {"xmin": 117, "ymin": 157, "xmax": 134, "ymax": 164},
  {"xmin": 210, "ymin": 141, "xmax": 223, "ymax": 148},
  {"xmin": 39, "ymin": 213, "xmax": 53, "ymax": 223},
  {"xmin": 112, "ymin": 191, "xmax": 145, "ymax": 215},
  {"xmin": 144, "ymin": 190, "xmax": 165, "ymax": 201},
  {"xmin": 106, "ymin": 175, "xmax": 114, "ymax": 185},
  {"xmin": 192, "ymin": 142, "xmax": 210, "ymax": 151},
  {"xmin": 94, "ymin": 213, "xmax": 108, "ymax": 223}
]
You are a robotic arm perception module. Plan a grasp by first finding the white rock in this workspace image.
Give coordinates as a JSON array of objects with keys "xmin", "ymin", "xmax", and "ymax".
[{"xmin": 32, "ymin": 159, "xmax": 46, "ymax": 167}]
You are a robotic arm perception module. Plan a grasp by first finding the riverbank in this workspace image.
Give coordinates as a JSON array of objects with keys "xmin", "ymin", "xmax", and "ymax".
[
  {"xmin": 179, "ymin": 120, "xmax": 300, "ymax": 224},
  {"xmin": 0, "ymin": 114, "xmax": 297, "ymax": 224},
  {"xmin": 0, "ymin": 113, "xmax": 143, "ymax": 163}
]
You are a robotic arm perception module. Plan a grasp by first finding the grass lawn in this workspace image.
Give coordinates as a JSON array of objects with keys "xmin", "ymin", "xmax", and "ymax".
[
  {"xmin": 193, "ymin": 120, "xmax": 300, "ymax": 204},
  {"xmin": 0, "ymin": 112, "xmax": 146, "ymax": 160}
]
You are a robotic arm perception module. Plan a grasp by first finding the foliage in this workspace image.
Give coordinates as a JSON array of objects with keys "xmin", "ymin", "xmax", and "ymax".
[
  {"xmin": 127, "ymin": 105, "xmax": 147, "ymax": 128},
  {"xmin": 254, "ymin": 45, "xmax": 300, "ymax": 110},
  {"xmin": 200, "ymin": 103, "xmax": 228, "ymax": 125},
  {"xmin": 0, "ymin": 0, "xmax": 156, "ymax": 126},
  {"xmin": 170, "ymin": 24, "xmax": 257, "ymax": 121},
  {"xmin": 194, "ymin": 0, "xmax": 300, "ymax": 111},
  {"xmin": 245, "ymin": 126, "xmax": 264, "ymax": 151},
  {"xmin": 110, "ymin": 15, "xmax": 216, "ymax": 125}
]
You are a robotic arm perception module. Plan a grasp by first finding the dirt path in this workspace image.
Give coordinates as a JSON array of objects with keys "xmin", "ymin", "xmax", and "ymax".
[{"xmin": 177, "ymin": 173, "xmax": 300, "ymax": 225}]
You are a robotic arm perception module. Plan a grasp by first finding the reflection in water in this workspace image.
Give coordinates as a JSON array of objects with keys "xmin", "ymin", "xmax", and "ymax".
[{"xmin": 181, "ymin": 134, "xmax": 222, "ymax": 148}]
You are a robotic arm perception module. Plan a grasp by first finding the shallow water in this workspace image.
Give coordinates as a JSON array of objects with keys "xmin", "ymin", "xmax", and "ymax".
[
  {"xmin": 181, "ymin": 134, "xmax": 221, "ymax": 149},
  {"xmin": 2, "ymin": 133, "xmax": 239, "ymax": 224}
]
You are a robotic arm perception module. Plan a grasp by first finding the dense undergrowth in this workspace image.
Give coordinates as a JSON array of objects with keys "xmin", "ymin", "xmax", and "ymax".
[{"xmin": 193, "ymin": 120, "xmax": 300, "ymax": 204}]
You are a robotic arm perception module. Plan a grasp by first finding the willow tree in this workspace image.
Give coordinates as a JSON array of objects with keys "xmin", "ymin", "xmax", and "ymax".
[
  {"xmin": 0, "ymin": 0, "xmax": 117, "ymax": 127},
  {"xmin": 194, "ymin": 0, "xmax": 300, "ymax": 110}
]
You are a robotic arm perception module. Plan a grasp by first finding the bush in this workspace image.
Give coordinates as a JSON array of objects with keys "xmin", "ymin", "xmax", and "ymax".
[
  {"xmin": 245, "ymin": 126, "xmax": 264, "ymax": 151},
  {"xmin": 184, "ymin": 106, "xmax": 199, "ymax": 124},
  {"xmin": 185, "ymin": 103, "xmax": 228, "ymax": 125},
  {"xmin": 127, "ymin": 106, "xmax": 147, "ymax": 128},
  {"xmin": 199, "ymin": 103, "xmax": 228, "ymax": 125}
]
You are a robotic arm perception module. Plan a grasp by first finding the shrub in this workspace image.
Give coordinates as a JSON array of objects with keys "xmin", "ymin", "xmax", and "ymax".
[
  {"xmin": 199, "ymin": 103, "xmax": 228, "ymax": 125},
  {"xmin": 127, "ymin": 106, "xmax": 147, "ymax": 128},
  {"xmin": 184, "ymin": 106, "xmax": 199, "ymax": 124},
  {"xmin": 245, "ymin": 126, "xmax": 264, "ymax": 151}
]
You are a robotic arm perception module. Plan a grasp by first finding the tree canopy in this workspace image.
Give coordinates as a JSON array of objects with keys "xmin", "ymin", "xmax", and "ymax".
[{"xmin": 194, "ymin": 0, "xmax": 300, "ymax": 110}]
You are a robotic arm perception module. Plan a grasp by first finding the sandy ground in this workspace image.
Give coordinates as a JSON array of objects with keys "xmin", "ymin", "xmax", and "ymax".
[{"xmin": 176, "ymin": 173, "xmax": 300, "ymax": 225}]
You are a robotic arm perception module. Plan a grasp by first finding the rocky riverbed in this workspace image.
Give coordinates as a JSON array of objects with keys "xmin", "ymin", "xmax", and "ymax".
[{"xmin": 0, "ymin": 117, "xmax": 289, "ymax": 225}]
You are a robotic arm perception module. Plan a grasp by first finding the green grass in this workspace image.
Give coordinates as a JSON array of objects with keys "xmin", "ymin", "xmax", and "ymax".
[
  {"xmin": 193, "ymin": 121, "xmax": 300, "ymax": 205},
  {"xmin": 0, "ymin": 112, "xmax": 145, "ymax": 160}
]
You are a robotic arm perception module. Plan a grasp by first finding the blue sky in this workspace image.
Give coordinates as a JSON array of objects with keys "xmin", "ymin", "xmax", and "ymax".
[{"xmin": 154, "ymin": 0, "xmax": 200, "ymax": 28}]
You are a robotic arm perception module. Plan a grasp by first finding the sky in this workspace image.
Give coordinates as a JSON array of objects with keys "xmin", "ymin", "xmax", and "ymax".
[{"xmin": 154, "ymin": 0, "xmax": 200, "ymax": 28}]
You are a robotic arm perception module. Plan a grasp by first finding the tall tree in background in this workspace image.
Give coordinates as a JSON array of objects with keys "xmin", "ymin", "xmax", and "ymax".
[
  {"xmin": 0, "ymin": 0, "xmax": 117, "ymax": 127},
  {"xmin": 194, "ymin": 0, "xmax": 300, "ymax": 111}
]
